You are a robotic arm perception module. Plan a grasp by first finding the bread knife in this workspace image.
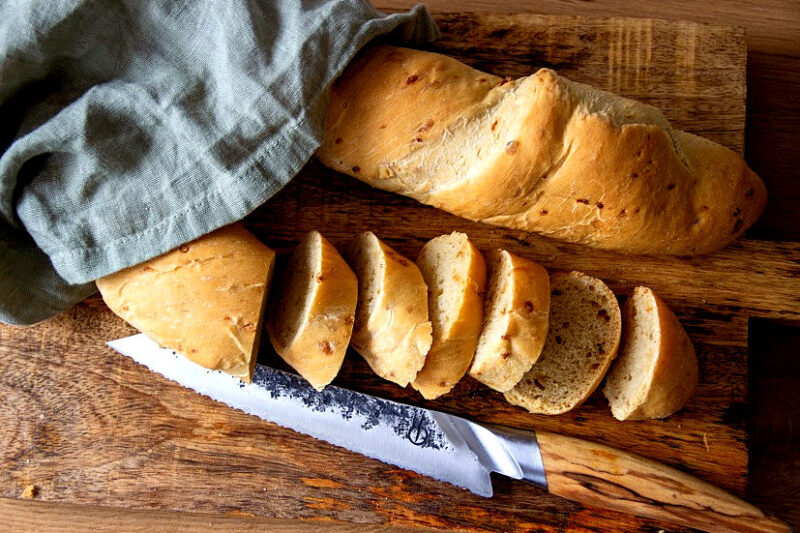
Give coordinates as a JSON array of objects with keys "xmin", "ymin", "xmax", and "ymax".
[{"xmin": 108, "ymin": 333, "xmax": 790, "ymax": 533}]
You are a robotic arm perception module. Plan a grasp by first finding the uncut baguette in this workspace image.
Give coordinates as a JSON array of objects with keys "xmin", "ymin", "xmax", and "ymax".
[
  {"xmin": 267, "ymin": 231, "xmax": 357, "ymax": 390},
  {"xmin": 505, "ymin": 271, "xmax": 621, "ymax": 414},
  {"xmin": 603, "ymin": 286, "xmax": 699, "ymax": 421},
  {"xmin": 413, "ymin": 232, "xmax": 487, "ymax": 399},
  {"xmin": 97, "ymin": 223, "xmax": 275, "ymax": 382},
  {"xmin": 349, "ymin": 232, "xmax": 432, "ymax": 387},
  {"xmin": 319, "ymin": 45, "xmax": 766, "ymax": 256},
  {"xmin": 469, "ymin": 250, "xmax": 550, "ymax": 392}
]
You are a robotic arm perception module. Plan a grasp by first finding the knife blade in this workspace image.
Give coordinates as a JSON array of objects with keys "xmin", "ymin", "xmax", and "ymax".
[
  {"xmin": 107, "ymin": 333, "xmax": 546, "ymax": 497},
  {"xmin": 108, "ymin": 333, "xmax": 791, "ymax": 533}
]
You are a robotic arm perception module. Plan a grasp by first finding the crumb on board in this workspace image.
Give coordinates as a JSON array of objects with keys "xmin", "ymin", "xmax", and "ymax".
[
  {"xmin": 703, "ymin": 432, "xmax": 710, "ymax": 453},
  {"xmin": 20, "ymin": 484, "xmax": 37, "ymax": 499}
]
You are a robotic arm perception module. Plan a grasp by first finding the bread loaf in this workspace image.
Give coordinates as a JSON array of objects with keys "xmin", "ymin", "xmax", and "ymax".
[
  {"xmin": 504, "ymin": 271, "xmax": 621, "ymax": 414},
  {"xmin": 97, "ymin": 223, "xmax": 275, "ymax": 382},
  {"xmin": 469, "ymin": 250, "xmax": 550, "ymax": 392},
  {"xmin": 349, "ymin": 232, "xmax": 432, "ymax": 386},
  {"xmin": 318, "ymin": 45, "xmax": 767, "ymax": 256},
  {"xmin": 267, "ymin": 231, "xmax": 357, "ymax": 390},
  {"xmin": 603, "ymin": 286, "xmax": 698, "ymax": 420},
  {"xmin": 413, "ymin": 232, "xmax": 486, "ymax": 399}
]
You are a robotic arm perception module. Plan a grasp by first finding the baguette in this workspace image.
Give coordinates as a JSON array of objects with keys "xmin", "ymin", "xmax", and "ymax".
[
  {"xmin": 469, "ymin": 250, "xmax": 550, "ymax": 392},
  {"xmin": 319, "ymin": 45, "xmax": 766, "ymax": 256},
  {"xmin": 603, "ymin": 286, "xmax": 698, "ymax": 420},
  {"xmin": 504, "ymin": 271, "xmax": 621, "ymax": 414},
  {"xmin": 413, "ymin": 232, "xmax": 486, "ymax": 399},
  {"xmin": 96, "ymin": 223, "xmax": 275, "ymax": 382},
  {"xmin": 349, "ymin": 232, "xmax": 432, "ymax": 386},
  {"xmin": 267, "ymin": 231, "xmax": 357, "ymax": 390}
]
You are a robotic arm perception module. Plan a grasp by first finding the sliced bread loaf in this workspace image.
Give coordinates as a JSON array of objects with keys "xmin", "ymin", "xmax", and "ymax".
[
  {"xmin": 349, "ymin": 232, "xmax": 432, "ymax": 386},
  {"xmin": 97, "ymin": 223, "xmax": 275, "ymax": 382},
  {"xmin": 267, "ymin": 231, "xmax": 357, "ymax": 390},
  {"xmin": 469, "ymin": 250, "xmax": 550, "ymax": 392},
  {"xmin": 603, "ymin": 286, "xmax": 698, "ymax": 421},
  {"xmin": 412, "ymin": 232, "xmax": 487, "ymax": 399},
  {"xmin": 504, "ymin": 271, "xmax": 621, "ymax": 414}
]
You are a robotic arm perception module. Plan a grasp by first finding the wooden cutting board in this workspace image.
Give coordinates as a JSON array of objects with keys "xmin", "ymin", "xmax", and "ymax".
[{"xmin": 2, "ymin": 12, "xmax": 799, "ymax": 532}]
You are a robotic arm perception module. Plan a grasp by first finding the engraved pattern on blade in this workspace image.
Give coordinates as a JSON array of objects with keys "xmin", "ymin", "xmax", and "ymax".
[
  {"xmin": 107, "ymin": 334, "xmax": 494, "ymax": 496},
  {"xmin": 250, "ymin": 364, "xmax": 448, "ymax": 449}
]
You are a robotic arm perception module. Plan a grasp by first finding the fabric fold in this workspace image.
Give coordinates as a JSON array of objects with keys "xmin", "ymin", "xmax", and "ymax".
[{"xmin": 0, "ymin": 0, "xmax": 439, "ymax": 325}]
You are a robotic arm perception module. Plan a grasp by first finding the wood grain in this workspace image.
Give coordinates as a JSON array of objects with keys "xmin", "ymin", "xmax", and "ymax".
[
  {"xmin": 536, "ymin": 431, "xmax": 791, "ymax": 533},
  {"xmin": 416, "ymin": 12, "xmax": 747, "ymax": 153},
  {"xmin": 0, "ymin": 498, "xmax": 449, "ymax": 533},
  {"xmin": 2, "ymin": 9, "xmax": 798, "ymax": 533}
]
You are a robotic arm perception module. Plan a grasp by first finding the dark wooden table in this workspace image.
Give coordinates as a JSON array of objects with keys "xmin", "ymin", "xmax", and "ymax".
[{"xmin": 4, "ymin": 1, "xmax": 799, "ymax": 531}]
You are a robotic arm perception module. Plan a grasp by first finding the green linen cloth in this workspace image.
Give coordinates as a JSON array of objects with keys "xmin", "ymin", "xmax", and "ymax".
[{"xmin": 0, "ymin": 0, "xmax": 438, "ymax": 325}]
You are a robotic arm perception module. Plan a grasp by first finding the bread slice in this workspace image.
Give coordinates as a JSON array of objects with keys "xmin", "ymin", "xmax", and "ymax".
[
  {"xmin": 267, "ymin": 231, "xmax": 357, "ymax": 390},
  {"xmin": 412, "ymin": 232, "xmax": 487, "ymax": 399},
  {"xmin": 349, "ymin": 232, "xmax": 432, "ymax": 386},
  {"xmin": 504, "ymin": 271, "xmax": 621, "ymax": 414},
  {"xmin": 603, "ymin": 286, "xmax": 699, "ymax": 420},
  {"xmin": 97, "ymin": 223, "xmax": 275, "ymax": 382},
  {"xmin": 469, "ymin": 250, "xmax": 550, "ymax": 392}
]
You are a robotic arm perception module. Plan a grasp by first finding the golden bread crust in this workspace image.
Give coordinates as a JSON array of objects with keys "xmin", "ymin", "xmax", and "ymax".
[
  {"xmin": 97, "ymin": 224, "xmax": 275, "ymax": 382},
  {"xmin": 319, "ymin": 46, "xmax": 766, "ymax": 255}
]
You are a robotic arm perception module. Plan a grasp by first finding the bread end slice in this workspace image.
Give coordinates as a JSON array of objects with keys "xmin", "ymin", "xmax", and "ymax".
[
  {"xmin": 412, "ymin": 232, "xmax": 486, "ymax": 399},
  {"xmin": 349, "ymin": 232, "xmax": 432, "ymax": 386},
  {"xmin": 603, "ymin": 286, "xmax": 699, "ymax": 421},
  {"xmin": 504, "ymin": 271, "xmax": 621, "ymax": 414},
  {"xmin": 469, "ymin": 250, "xmax": 550, "ymax": 392},
  {"xmin": 97, "ymin": 223, "xmax": 275, "ymax": 383},
  {"xmin": 267, "ymin": 231, "xmax": 357, "ymax": 390}
]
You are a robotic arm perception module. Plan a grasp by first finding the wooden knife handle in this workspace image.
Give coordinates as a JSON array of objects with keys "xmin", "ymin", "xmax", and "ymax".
[{"xmin": 535, "ymin": 431, "xmax": 791, "ymax": 533}]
